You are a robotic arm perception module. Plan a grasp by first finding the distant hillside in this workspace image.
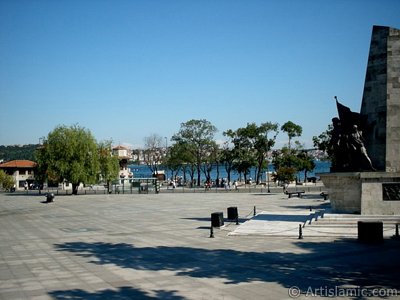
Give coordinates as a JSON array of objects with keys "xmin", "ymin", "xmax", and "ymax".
[{"xmin": 0, "ymin": 144, "xmax": 39, "ymax": 162}]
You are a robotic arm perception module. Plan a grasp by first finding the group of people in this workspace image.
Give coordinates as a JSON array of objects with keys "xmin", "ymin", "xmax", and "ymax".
[
  {"xmin": 204, "ymin": 178, "xmax": 239, "ymax": 190},
  {"xmin": 167, "ymin": 177, "xmax": 240, "ymax": 190}
]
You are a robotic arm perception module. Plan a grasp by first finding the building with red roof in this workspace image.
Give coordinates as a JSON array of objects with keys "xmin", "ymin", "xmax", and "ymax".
[{"xmin": 0, "ymin": 160, "xmax": 37, "ymax": 190}]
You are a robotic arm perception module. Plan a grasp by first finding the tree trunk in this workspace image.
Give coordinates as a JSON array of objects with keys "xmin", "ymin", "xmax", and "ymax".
[
  {"xmin": 72, "ymin": 183, "xmax": 79, "ymax": 195},
  {"xmin": 106, "ymin": 180, "xmax": 111, "ymax": 194},
  {"xmin": 304, "ymin": 170, "xmax": 308, "ymax": 183},
  {"xmin": 197, "ymin": 165, "xmax": 201, "ymax": 186},
  {"xmin": 256, "ymin": 165, "xmax": 262, "ymax": 185}
]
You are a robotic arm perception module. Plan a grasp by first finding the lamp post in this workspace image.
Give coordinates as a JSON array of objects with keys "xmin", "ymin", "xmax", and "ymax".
[{"xmin": 164, "ymin": 137, "xmax": 168, "ymax": 180}]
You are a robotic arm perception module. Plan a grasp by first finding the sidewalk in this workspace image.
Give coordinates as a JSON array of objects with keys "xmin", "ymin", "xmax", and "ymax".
[{"xmin": 0, "ymin": 191, "xmax": 399, "ymax": 299}]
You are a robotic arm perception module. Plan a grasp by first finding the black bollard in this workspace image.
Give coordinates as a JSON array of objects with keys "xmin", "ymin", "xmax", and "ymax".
[
  {"xmin": 209, "ymin": 226, "xmax": 214, "ymax": 238},
  {"xmin": 309, "ymin": 206, "xmax": 312, "ymax": 211},
  {"xmin": 298, "ymin": 224, "xmax": 303, "ymax": 239},
  {"xmin": 254, "ymin": 206, "xmax": 256, "ymax": 216},
  {"xmin": 394, "ymin": 223, "xmax": 400, "ymax": 239},
  {"xmin": 236, "ymin": 216, "xmax": 239, "ymax": 225}
]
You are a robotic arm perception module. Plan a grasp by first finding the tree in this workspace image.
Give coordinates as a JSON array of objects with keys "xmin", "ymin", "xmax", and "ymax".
[
  {"xmin": 220, "ymin": 141, "xmax": 236, "ymax": 183},
  {"xmin": 0, "ymin": 144, "xmax": 38, "ymax": 161},
  {"xmin": 164, "ymin": 141, "xmax": 186, "ymax": 183},
  {"xmin": 143, "ymin": 134, "xmax": 165, "ymax": 174},
  {"xmin": 273, "ymin": 166, "xmax": 297, "ymax": 189},
  {"xmin": 224, "ymin": 128, "xmax": 254, "ymax": 184},
  {"xmin": 98, "ymin": 140, "xmax": 120, "ymax": 193},
  {"xmin": 225, "ymin": 122, "xmax": 278, "ymax": 184},
  {"xmin": 0, "ymin": 169, "xmax": 14, "ymax": 191},
  {"xmin": 248, "ymin": 122, "xmax": 279, "ymax": 184},
  {"xmin": 312, "ymin": 124, "xmax": 333, "ymax": 160},
  {"xmin": 200, "ymin": 141, "xmax": 219, "ymax": 184},
  {"xmin": 172, "ymin": 119, "xmax": 217, "ymax": 186},
  {"xmin": 281, "ymin": 121, "xmax": 302, "ymax": 149},
  {"xmin": 271, "ymin": 148, "xmax": 298, "ymax": 189},
  {"xmin": 35, "ymin": 125, "xmax": 99, "ymax": 195},
  {"xmin": 296, "ymin": 150, "xmax": 316, "ymax": 183}
]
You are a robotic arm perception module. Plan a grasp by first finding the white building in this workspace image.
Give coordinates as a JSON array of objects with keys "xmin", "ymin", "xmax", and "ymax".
[
  {"xmin": 0, "ymin": 160, "xmax": 37, "ymax": 190},
  {"xmin": 112, "ymin": 145, "xmax": 133, "ymax": 181}
]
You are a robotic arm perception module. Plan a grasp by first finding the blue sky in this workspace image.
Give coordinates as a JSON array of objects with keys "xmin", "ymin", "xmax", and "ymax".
[{"xmin": 1, "ymin": 0, "xmax": 399, "ymax": 149}]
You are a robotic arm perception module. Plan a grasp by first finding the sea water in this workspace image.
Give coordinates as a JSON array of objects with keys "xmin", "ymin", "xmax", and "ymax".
[{"xmin": 129, "ymin": 160, "xmax": 331, "ymax": 182}]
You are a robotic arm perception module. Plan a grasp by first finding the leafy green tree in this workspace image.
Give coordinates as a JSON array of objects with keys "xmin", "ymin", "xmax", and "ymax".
[
  {"xmin": 172, "ymin": 119, "xmax": 217, "ymax": 186},
  {"xmin": 0, "ymin": 169, "xmax": 15, "ymax": 191},
  {"xmin": 225, "ymin": 122, "xmax": 278, "ymax": 184},
  {"xmin": 201, "ymin": 141, "xmax": 219, "ymax": 184},
  {"xmin": 296, "ymin": 150, "xmax": 316, "ymax": 183},
  {"xmin": 272, "ymin": 147, "xmax": 299, "ymax": 187},
  {"xmin": 35, "ymin": 125, "xmax": 99, "ymax": 195},
  {"xmin": 163, "ymin": 141, "xmax": 185, "ymax": 182},
  {"xmin": 312, "ymin": 124, "xmax": 333, "ymax": 160},
  {"xmin": 273, "ymin": 166, "xmax": 297, "ymax": 188},
  {"xmin": 220, "ymin": 141, "xmax": 236, "ymax": 183},
  {"xmin": 224, "ymin": 128, "xmax": 253, "ymax": 183},
  {"xmin": 281, "ymin": 121, "xmax": 302, "ymax": 149},
  {"xmin": 98, "ymin": 140, "xmax": 120, "ymax": 193},
  {"xmin": 272, "ymin": 147, "xmax": 298, "ymax": 171},
  {"xmin": 248, "ymin": 122, "xmax": 279, "ymax": 184},
  {"xmin": 0, "ymin": 144, "xmax": 38, "ymax": 161},
  {"xmin": 163, "ymin": 143, "xmax": 180, "ymax": 181}
]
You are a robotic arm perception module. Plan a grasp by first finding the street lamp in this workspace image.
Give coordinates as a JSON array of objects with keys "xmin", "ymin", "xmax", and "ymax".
[
  {"xmin": 267, "ymin": 168, "xmax": 271, "ymax": 193},
  {"xmin": 164, "ymin": 137, "xmax": 168, "ymax": 180}
]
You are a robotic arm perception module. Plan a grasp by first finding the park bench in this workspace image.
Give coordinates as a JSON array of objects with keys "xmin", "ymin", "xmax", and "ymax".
[{"xmin": 285, "ymin": 190, "xmax": 305, "ymax": 198}]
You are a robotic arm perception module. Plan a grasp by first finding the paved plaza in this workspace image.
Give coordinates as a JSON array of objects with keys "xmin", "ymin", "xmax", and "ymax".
[{"xmin": 1, "ymin": 191, "xmax": 400, "ymax": 299}]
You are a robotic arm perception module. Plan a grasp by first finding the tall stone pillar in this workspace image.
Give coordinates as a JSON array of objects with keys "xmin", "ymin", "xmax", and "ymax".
[{"xmin": 360, "ymin": 25, "xmax": 400, "ymax": 172}]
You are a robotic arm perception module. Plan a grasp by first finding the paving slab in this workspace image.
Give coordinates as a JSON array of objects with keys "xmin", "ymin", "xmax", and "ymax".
[{"xmin": 1, "ymin": 191, "xmax": 400, "ymax": 299}]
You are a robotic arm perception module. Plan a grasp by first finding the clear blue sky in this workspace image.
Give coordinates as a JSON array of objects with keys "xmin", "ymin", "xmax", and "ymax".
[{"xmin": 1, "ymin": 0, "xmax": 399, "ymax": 149}]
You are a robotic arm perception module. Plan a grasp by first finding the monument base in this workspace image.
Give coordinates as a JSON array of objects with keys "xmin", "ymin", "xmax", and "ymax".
[{"xmin": 319, "ymin": 172, "xmax": 400, "ymax": 215}]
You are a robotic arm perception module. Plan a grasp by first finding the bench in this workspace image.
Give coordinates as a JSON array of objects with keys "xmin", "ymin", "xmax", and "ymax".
[
  {"xmin": 285, "ymin": 190, "xmax": 305, "ymax": 198},
  {"xmin": 320, "ymin": 192, "xmax": 329, "ymax": 200}
]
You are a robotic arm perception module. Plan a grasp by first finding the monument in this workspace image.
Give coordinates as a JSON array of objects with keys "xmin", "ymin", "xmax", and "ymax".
[{"xmin": 320, "ymin": 25, "xmax": 400, "ymax": 215}]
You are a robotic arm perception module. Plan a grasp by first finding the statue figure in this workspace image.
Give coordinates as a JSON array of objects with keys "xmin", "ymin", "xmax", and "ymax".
[
  {"xmin": 331, "ymin": 97, "xmax": 375, "ymax": 172},
  {"xmin": 330, "ymin": 117, "xmax": 350, "ymax": 171},
  {"xmin": 348, "ymin": 124, "xmax": 375, "ymax": 171}
]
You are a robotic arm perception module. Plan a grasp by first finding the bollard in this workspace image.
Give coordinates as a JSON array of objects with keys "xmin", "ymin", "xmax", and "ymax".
[
  {"xmin": 358, "ymin": 221, "xmax": 383, "ymax": 243},
  {"xmin": 227, "ymin": 207, "xmax": 238, "ymax": 220},
  {"xmin": 236, "ymin": 216, "xmax": 239, "ymax": 225},
  {"xmin": 298, "ymin": 224, "xmax": 303, "ymax": 239},
  {"xmin": 394, "ymin": 223, "xmax": 400, "ymax": 239},
  {"xmin": 254, "ymin": 206, "xmax": 256, "ymax": 216},
  {"xmin": 309, "ymin": 206, "xmax": 312, "ymax": 211},
  {"xmin": 209, "ymin": 226, "xmax": 214, "ymax": 238}
]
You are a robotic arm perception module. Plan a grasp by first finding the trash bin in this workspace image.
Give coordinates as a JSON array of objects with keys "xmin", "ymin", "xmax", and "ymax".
[
  {"xmin": 358, "ymin": 221, "xmax": 383, "ymax": 243},
  {"xmin": 227, "ymin": 207, "xmax": 238, "ymax": 220},
  {"xmin": 211, "ymin": 212, "xmax": 224, "ymax": 227}
]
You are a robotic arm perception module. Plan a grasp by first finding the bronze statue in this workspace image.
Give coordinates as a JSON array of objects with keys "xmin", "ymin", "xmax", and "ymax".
[{"xmin": 331, "ymin": 97, "xmax": 375, "ymax": 172}]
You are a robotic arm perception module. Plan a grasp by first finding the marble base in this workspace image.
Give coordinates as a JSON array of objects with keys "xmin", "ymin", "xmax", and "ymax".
[{"xmin": 319, "ymin": 172, "xmax": 400, "ymax": 215}]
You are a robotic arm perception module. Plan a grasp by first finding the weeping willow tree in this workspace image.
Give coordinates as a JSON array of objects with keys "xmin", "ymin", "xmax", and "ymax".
[{"xmin": 35, "ymin": 124, "xmax": 100, "ymax": 195}]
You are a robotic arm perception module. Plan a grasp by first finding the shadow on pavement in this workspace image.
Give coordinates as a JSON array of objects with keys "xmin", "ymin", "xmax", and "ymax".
[
  {"xmin": 54, "ymin": 239, "xmax": 400, "ymax": 299},
  {"xmin": 49, "ymin": 286, "xmax": 184, "ymax": 300}
]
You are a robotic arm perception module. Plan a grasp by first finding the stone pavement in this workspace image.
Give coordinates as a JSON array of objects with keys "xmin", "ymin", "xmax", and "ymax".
[{"xmin": 1, "ymin": 191, "xmax": 400, "ymax": 299}]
